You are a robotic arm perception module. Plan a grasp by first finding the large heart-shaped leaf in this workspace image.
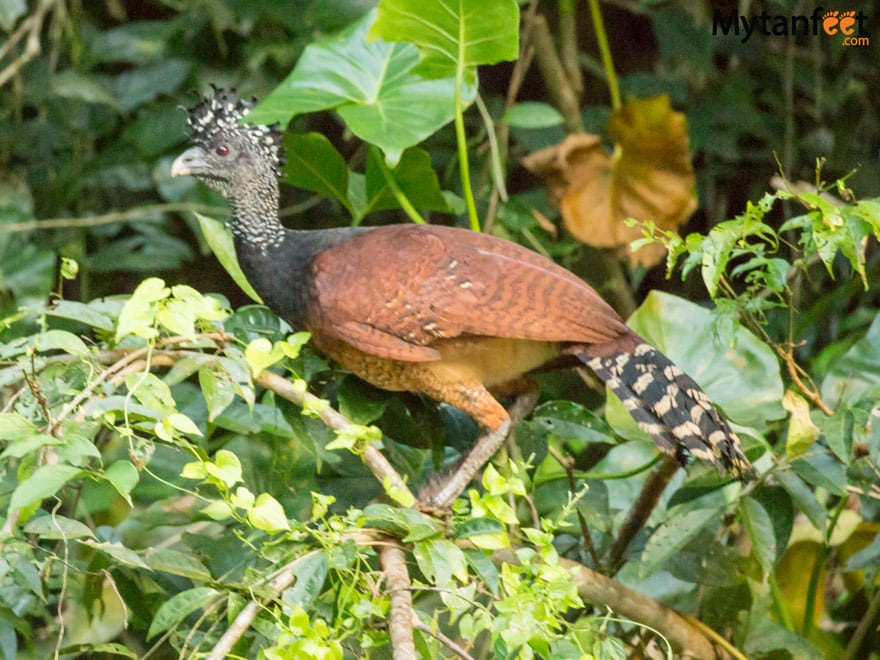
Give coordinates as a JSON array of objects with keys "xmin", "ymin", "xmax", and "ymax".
[
  {"xmin": 282, "ymin": 133, "xmax": 352, "ymax": 214},
  {"xmin": 249, "ymin": 10, "xmax": 474, "ymax": 166},
  {"xmin": 605, "ymin": 291, "xmax": 785, "ymax": 439},
  {"xmin": 369, "ymin": 0, "xmax": 519, "ymax": 79},
  {"xmin": 282, "ymin": 134, "xmax": 450, "ymax": 222}
]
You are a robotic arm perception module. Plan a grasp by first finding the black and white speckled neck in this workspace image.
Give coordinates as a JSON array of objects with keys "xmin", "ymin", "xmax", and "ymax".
[{"xmin": 227, "ymin": 169, "xmax": 286, "ymax": 251}]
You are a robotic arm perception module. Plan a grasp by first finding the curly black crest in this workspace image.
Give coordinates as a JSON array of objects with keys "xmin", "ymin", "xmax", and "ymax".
[{"xmin": 182, "ymin": 87, "xmax": 286, "ymax": 175}]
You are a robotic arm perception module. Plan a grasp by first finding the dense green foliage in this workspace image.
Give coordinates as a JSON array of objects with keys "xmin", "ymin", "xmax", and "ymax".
[{"xmin": 2, "ymin": 1, "xmax": 880, "ymax": 658}]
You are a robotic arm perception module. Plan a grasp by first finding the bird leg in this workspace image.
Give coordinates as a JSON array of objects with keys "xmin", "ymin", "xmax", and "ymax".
[{"xmin": 419, "ymin": 380, "xmax": 539, "ymax": 510}]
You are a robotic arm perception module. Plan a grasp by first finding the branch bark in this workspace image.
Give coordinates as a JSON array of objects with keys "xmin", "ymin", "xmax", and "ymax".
[
  {"xmin": 255, "ymin": 370, "xmax": 414, "ymax": 505},
  {"xmin": 525, "ymin": 14, "xmax": 584, "ymax": 133},
  {"xmin": 380, "ymin": 543, "xmax": 417, "ymax": 660},
  {"xmin": 605, "ymin": 456, "xmax": 679, "ymax": 574}
]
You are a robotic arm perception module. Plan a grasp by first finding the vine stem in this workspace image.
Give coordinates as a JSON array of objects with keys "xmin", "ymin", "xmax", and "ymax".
[
  {"xmin": 0, "ymin": 203, "xmax": 226, "ymax": 234},
  {"xmin": 803, "ymin": 496, "xmax": 847, "ymax": 638},
  {"xmin": 587, "ymin": 0, "xmax": 620, "ymax": 110},
  {"xmin": 455, "ymin": 61, "xmax": 480, "ymax": 231},
  {"xmin": 370, "ymin": 146, "xmax": 426, "ymax": 224}
]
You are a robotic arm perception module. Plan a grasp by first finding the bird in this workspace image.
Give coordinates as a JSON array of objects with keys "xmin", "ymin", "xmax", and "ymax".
[{"xmin": 170, "ymin": 88, "xmax": 754, "ymax": 508}]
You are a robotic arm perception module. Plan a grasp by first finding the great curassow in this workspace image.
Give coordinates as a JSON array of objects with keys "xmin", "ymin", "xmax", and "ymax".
[{"xmin": 170, "ymin": 89, "xmax": 753, "ymax": 508}]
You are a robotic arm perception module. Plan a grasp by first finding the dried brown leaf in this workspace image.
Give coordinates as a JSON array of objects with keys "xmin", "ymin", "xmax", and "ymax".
[{"xmin": 522, "ymin": 95, "xmax": 696, "ymax": 266}]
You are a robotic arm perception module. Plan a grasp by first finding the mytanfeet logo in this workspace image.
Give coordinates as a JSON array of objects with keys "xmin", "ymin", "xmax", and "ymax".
[{"xmin": 713, "ymin": 7, "xmax": 870, "ymax": 46}]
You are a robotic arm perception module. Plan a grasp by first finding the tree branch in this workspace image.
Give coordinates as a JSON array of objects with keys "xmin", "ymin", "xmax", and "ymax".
[
  {"xmin": 0, "ymin": 203, "xmax": 227, "ymax": 234},
  {"xmin": 492, "ymin": 547, "xmax": 722, "ymax": 659},
  {"xmin": 524, "ymin": 14, "xmax": 583, "ymax": 133},
  {"xmin": 380, "ymin": 542, "xmax": 417, "ymax": 660},
  {"xmin": 255, "ymin": 370, "xmax": 415, "ymax": 505},
  {"xmin": 206, "ymin": 552, "xmax": 313, "ymax": 660},
  {"xmin": 605, "ymin": 456, "xmax": 679, "ymax": 575},
  {"xmin": 412, "ymin": 619, "xmax": 474, "ymax": 660},
  {"xmin": 559, "ymin": 556, "xmax": 721, "ymax": 659}
]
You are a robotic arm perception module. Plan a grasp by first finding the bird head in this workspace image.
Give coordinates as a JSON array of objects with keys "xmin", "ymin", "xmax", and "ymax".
[{"xmin": 170, "ymin": 88, "xmax": 285, "ymax": 198}]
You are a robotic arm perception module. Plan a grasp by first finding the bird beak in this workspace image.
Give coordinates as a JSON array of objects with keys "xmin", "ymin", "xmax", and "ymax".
[{"xmin": 170, "ymin": 146, "xmax": 208, "ymax": 177}]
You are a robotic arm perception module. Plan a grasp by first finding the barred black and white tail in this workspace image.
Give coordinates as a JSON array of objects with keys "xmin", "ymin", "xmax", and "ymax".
[{"xmin": 581, "ymin": 339, "xmax": 754, "ymax": 479}]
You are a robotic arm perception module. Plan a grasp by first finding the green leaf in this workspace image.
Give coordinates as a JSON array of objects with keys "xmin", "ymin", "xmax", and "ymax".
[
  {"xmin": 790, "ymin": 453, "xmax": 847, "ymax": 496},
  {"xmin": 454, "ymin": 517, "xmax": 506, "ymax": 539},
  {"xmin": 744, "ymin": 616, "xmax": 823, "ymax": 659},
  {"xmin": 370, "ymin": 0, "xmax": 520, "ymax": 78},
  {"xmin": 811, "ymin": 407, "xmax": 852, "ymax": 465},
  {"xmin": 57, "ymin": 643, "xmax": 137, "ymax": 659},
  {"xmin": 0, "ymin": 413, "xmax": 37, "ymax": 441},
  {"xmin": 782, "ymin": 390, "xmax": 820, "ymax": 459},
  {"xmin": 53, "ymin": 70, "xmax": 122, "ymax": 111},
  {"xmin": 247, "ymin": 493, "xmax": 290, "ymax": 533},
  {"xmin": 34, "ymin": 330, "xmax": 90, "ymax": 357},
  {"xmin": 361, "ymin": 503, "xmax": 438, "ymax": 541},
  {"xmin": 102, "ymin": 461, "xmax": 139, "ymax": 506},
  {"xmin": 125, "ymin": 372, "xmax": 175, "ymax": 415},
  {"xmin": 231, "ymin": 486, "xmax": 255, "ymax": 511},
  {"xmin": 168, "ymin": 413, "xmax": 203, "ymax": 437},
  {"xmin": 108, "ymin": 59, "xmax": 191, "ymax": 112},
  {"xmin": 206, "ymin": 450, "xmax": 242, "ymax": 488},
  {"xmin": 413, "ymin": 538, "xmax": 468, "ymax": 588},
  {"xmin": 666, "ymin": 538, "xmax": 745, "ymax": 587},
  {"xmin": 144, "ymin": 549, "xmax": 212, "ymax": 582},
  {"xmin": 115, "ymin": 277, "xmax": 169, "ymax": 341},
  {"xmin": 1, "ymin": 433, "xmax": 63, "ymax": 459},
  {"xmin": 244, "ymin": 337, "xmax": 285, "ymax": 376},
  {"xmin": 251, "ymin": 10, "xmax": 476, "ymax": 166},
  {"xmin": 147, "ymin": 587, "xmax": 217, "ymax": 640},
  {"xmin": 337, "ymin": 375, "xmax": 388, "ymax": 425},
  {"xmin": 607, "ymin": 291, "xmax": 785, "ymax": 438},
  {"xmin": 821, "ymin": 311, "xmax": 880, "ymax": 406},
  {"xmin": 194, "ymin": 213, "xmax": 263, "ymax": 303},
  {"xmin": 45, "ymin": 300, "xmax": 116, "ymax": 331},
  {"xmin": 527, "ymin": 401, "xmax": 616, "ymax": 448},
  {"xmin": 776, "ymin": 470, "xmax": 825, "ymax": 532},
  {"xmin": 282, "ymin": 133, "xmax": 351, "ymax": 211},
  {"xmin": 363, "ymin": 147, "xmax": 450, "ymax": 217},
  {"xmin": 463, "ymin": 548, "xmax": 499, "ymax": 595},
  {"xmin": 282, "ymin": 552, "xmax": 328, "ymax": 609},
  {"xmin": 82, "ymin": 540, "xmax": 149, "ymax": 569},
  {"xmin": 23, "ymin": 514, "xmax": 96, "ymax": 541},
  {"xmin": 845, "ymin": 531, "xmax": 880, "ymax": 570},
  {"xmin": 198, "ymin": 365, "xmax": 235, "ymax": 422},
  {"xmin": 639, "ymin": 507, "xmax": 722, "ymax": 578},
  {"xmin": 504, "ymin": 102, "xmax": 565, "ymax": 128},
  {"xmin": 9, "ymin": 464, "xmax": 85, "ymax": 512},
  {"xmin": 741, "ymin": 496, "xmax": 776, "ymax": 575},
  {"xmin": 454, "ymin": 517, "xmax": 509, "ymax": 550}
]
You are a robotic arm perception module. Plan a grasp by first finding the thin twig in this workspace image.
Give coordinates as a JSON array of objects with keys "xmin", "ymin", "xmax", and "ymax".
[
  {"xmin": 413, "ymin": 619, "xmax": 475, "ymax": 660},
  {"xmin": 0, "ymin": 0, "xmax": 55, "ymax": 88},
  {"xmin": 525, "ymin": 13, "xmax": 583, "ymax": 133},
  {"xmin": 546, "ymin": 445, "xmax": 601, "ymax": 567},
  {"xmin": 558, "ymin": 0, "xmax": 584, "ymax": 95},
  {"xmin": 0, "ymin": 203, "xmax": 227, "ymax": 234},
  {"xmin": 843, "ymin": 581, "xmax": 880, "ymax": 660},
  {"xmin": 380, "ymin": 543, "xmax": 417, "ymax": 660}
]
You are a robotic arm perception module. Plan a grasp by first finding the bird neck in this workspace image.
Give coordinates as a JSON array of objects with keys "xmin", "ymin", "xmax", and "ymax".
[{"xmin": 228, "ymin": 174, "xmax": 285, "ymax": 250}]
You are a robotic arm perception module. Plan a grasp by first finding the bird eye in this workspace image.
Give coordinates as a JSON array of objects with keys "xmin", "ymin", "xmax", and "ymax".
[{"xmin": 215, "ymin": 144, "xmax": 230, "ymax": 156}]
